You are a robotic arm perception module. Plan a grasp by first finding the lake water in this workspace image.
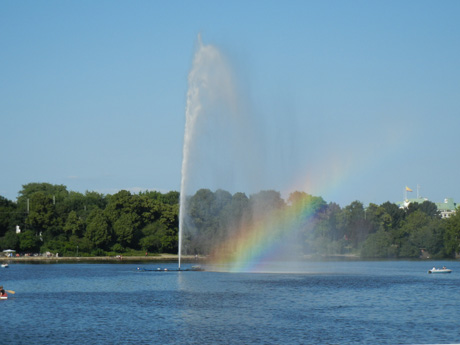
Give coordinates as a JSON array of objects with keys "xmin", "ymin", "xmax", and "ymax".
[{"xmin": 1, "ymin": 260, "xmax": 459, "ymax": 344}]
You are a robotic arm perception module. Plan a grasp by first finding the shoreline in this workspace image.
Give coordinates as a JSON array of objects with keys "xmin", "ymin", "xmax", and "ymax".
[
  {"xmin": 1, "ymin": 254, "xmax": 204, "ymax": 263},
  {"xmin": 2, "ymin": 254, "xmax": 452, "ymax": 263}
]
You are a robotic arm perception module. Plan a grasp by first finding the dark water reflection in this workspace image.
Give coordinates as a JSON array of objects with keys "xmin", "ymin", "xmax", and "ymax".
[{"xmin": 1, "ymin": 260, "xmax": 459, "ymax": 344}]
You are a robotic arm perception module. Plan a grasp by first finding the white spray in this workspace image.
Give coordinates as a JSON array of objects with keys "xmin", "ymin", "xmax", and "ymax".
[
  {"xmin": 178, "ymin": 35, "xmax": 267, "ymax": 269},
  {"xmin": 179, "ymin": 35, "xmax": 234, "ymax": 269}
]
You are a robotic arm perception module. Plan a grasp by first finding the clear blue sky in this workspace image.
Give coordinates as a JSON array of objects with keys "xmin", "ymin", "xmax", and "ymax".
[{"xmin": 2, "ymin": 0, "xmax": 460, "ymax": 207}]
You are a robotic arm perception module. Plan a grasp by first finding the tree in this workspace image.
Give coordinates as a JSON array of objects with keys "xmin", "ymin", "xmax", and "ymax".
[
  {"xmin": 409, "ymin": 218, "xmax": 444, "ymax": 257},
  {"xmin": 0, "ymin": 196, "xmax": 18, "ymax": 237},
  {"xmin": 113, "ymin": 213, "xmax": 136, "ymax": 248},
  {"xmin": 361, "ymin": 229, "xmax": 395, "ymax": 258},
  {"xmin": 444, "ymin": 208, "xmax": 460, "ymax": 257},
  {"xmin": 85, "ymin": 208, "xmax": 112, "ymax": 250},
  {"xmin": 343, "ymin": 201, "xmax": 368, "ymax": 248},
  {"xmin": 63, "ymin": 211, "xmax": 84, "ymax": 236},
  {"xmin": 19, "ymin": 230, "xmax": 41, "ymax": 252},
  {"xmin": 365, "ymin": 203, "xmax": 390, "ymax": 233},
  {"xmin": 84, "ymin": 191, "xmax": 108, "ymax": 212},
  {"xmin": 381, "ymin": 201, "xmax": 405, "ymax": 230},
  {"xmin": 396, "ymin": 210, "xmax": 443, "ymax": 258},
  {"xmin": 157, "ymin": 203, "xmax": 179, "ymax": 252},
  {"xmin": 250, "ymin": 190, "xmax": 285, "ymax": 218},
  {"xmin": 139, "ymin": 221, "xmax": 174, "ymax": 253},
  {"xmin": 141, "ymin": 190, "xmax": 180, "ymax": 205},
  {"xmin": 0, "ymin": 231, "xmax": 19, "ymax": 251},
  {"xmin": 186, "ymin": 189, "xmax": 219, "ymax": 254},
  {"xmin": 18, "ymin": 183, "xmax": 68, "ymax": 202},
  {"xmin": 418, "ymin": 201, "xmax": 441, "ymax": 219},
  {"xmin": 25, "ymin": 192, "xmax": 55, "ymax": 233},
  {"xmin": 309, "ymin": 202, "xmax": 345, "ymax": 255},
  {"xmin": 63, "ymin": 191, "xmax": 87, "ymax": 218},
  {"xmin": 221, "ymin": 192, "xmax": 250, "ymax": 232},
  {"xmin": 1, "ymin": 182, "xmax": 457, "ymax": 259}
]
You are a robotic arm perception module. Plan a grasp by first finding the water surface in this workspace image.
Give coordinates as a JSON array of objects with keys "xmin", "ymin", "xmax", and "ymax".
[{"xmin": 1, "ymin": 260, "xmax": 459, "ymax": 344}]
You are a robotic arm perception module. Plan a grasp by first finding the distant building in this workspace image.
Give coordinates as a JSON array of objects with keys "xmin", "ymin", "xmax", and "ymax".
[
  {"xmin": 436, "ymin": 198, "xmax": 457, "ymax": 218},
  {"xmin": 396, "ymin": 196, "xmax": 427, "ymax": 209},
  {"xmin": 397, "ymin": 197, "xmax": 458, "ymax": 218}
]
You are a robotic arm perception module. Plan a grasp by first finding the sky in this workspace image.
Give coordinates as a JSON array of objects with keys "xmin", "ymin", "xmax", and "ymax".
[{"xmin": 1, "ymin": 0, "xmax": 460, "ymax": 207}]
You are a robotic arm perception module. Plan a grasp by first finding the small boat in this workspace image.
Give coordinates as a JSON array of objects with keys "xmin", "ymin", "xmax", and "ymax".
[
  {"xmin": 428, "ymin": 267, "xmax": 452, "ymax": 274},
  {"xmin": 1, "ymin": 263, "xmax": 8, "ymax": 268}
]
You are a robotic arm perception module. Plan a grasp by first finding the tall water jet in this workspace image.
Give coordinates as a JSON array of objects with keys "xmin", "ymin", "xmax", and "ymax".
[
  {"xmin": 178, "ymin": 35, "xmax": 240, "ymax": 269},
  {"xmin": 177, "ymin": 36, "xmax": 303, "ymax": 272}
]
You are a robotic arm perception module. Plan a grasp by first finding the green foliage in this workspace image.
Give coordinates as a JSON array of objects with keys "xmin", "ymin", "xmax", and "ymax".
[
  {"xmin": 140, "ymin": 190, "xmax": 180, "ymax": 205},
  {"xmin": 1, "ymin": 183, "xmax": 459, "ymax": 259},
  {"xmin": 381, "ymin": 202, "xmax": 405, "ymax": 229},
  {"xmin": 91, "ymin": 248, "xmax": 105, "ymax": 256},
  {"xmin": 40, "ymin": 234, "xmax": 71, "ymax": 255},
  {"xmin": 394, "ymin": 211, "xmax": 442, "ymax": 258},
  {"xmin": 0, "ymin": 231, "xmax": 19, "ymax": 251},
  {"xmin": 0, "ymin": 196, "xmax": 19, "ymax": 237},
  {"xmin": 250, "ymin": 190, "xmax": 285, "ymax": 218},
  {"xmin": 25, "ymin": 192, "xmax": 55, "ymax": 232},
  {"xmin": 113, "ymin": 213, "xmax": 136, "ymax": 247},
  {"xmin": 342, "ymin": 201, "xmax": 371, "ymax": 247},
  {"xmin": 63, "ymin": 211, "xmax": 84, "ymax": 236},
  {"xmin": 111, "ymin": 243, "xmax": 124, "ymax": 253},
  {"xmin": 444, "ymin": 208, "xmax": 460, "ymax": 257},
  {"xmin": 360, "ymin": 229, "xmax": 394, "ymax": 258},
  {"xmin": 418, "ymin": 201, "xmax": 441, "ymax": 218},
  {"xmin": 85, "ymin": 208, "xmax": 112, "ymax": 250},
  {"xmin": 139, "ymin": 221, "xmax": 167, "ymax": 253},
  {"xmin": 19, "ymin": 230, "xmax": 41, "ymax": 252}
]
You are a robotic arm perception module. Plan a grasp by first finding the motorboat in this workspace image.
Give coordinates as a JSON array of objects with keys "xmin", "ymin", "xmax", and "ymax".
[
  {"xmin": 428, "ymin": 267, "xmax": 452, "ymax": 274},
  {"xmin": 1, "ymin": 263, "xmax": 8, "ymax": 268}
]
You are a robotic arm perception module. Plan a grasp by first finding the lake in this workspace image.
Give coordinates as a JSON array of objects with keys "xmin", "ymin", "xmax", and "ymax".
[{"xmin": 1, "ymin": 260, "xmax": 459, "ymax": 344}]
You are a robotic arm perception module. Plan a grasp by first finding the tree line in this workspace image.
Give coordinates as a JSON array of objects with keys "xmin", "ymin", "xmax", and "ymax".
[
  {"xmin": 0, "ymin": 183, "xmax": 179, "ymax": 256},
  {"xmin": 1, "ymin": 183, "xmax": 460, "ymax": 258}
]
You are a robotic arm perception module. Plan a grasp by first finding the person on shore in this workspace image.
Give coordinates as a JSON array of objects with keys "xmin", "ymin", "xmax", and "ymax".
[{"xmin": 0, "ymin": 285, "xmax": 7, "ymax": 298}]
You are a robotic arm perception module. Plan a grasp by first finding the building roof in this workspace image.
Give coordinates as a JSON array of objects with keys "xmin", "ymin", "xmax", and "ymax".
[
  {"xmin": 436, "ymin": 198, "xmax": 457, "ymax": 211},
  {"xmin": 396, "ymin": 197, "xmax": 458, "ymax": 212}
]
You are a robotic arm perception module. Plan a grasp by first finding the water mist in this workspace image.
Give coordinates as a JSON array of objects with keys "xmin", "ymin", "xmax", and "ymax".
[
  {"xmin": 179, "ymin": 36, "xmax": 238, "ymax": 268},
  {"xmin": 178, "ymin": 36, "xmax": 304, "ymax": 272},
  {"xmin": 178, "ymin": 34, "xmax": 266, "ymax": 269}
]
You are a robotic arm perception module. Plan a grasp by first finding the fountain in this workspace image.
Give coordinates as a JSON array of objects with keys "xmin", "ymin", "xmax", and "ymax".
[
  {"xmin": 177, "ymin": 36, "xmax": 305, "ymax": 272},
  {"xmin": 178, "ymin": 35, "xmax": 234, "ymax": 269},
  {"xmin": 178, "ymin": 34, "xmax": 262, "ymax": 269}
]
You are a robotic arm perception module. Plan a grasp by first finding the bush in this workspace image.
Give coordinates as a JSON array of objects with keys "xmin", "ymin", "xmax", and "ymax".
[
  {"xmin": 91, "ymin": 248, "xmax": 105, "ymax": 256},
  {"xmin": 111, "ymin": 243, "xmax": 124, "ymax": 253}
]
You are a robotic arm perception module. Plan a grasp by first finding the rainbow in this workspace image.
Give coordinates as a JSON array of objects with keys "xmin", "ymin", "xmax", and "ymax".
[
  {"xmin": 209, "ymin": 194, "xmax": 322, "ymax": 272},
  {"xmin": 207, "ymin": 153, "xmax": 355, "ymax": 273},
  {"xmin": 203, "ymin": 113, "xmax": 408, "ymax": 272}
]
